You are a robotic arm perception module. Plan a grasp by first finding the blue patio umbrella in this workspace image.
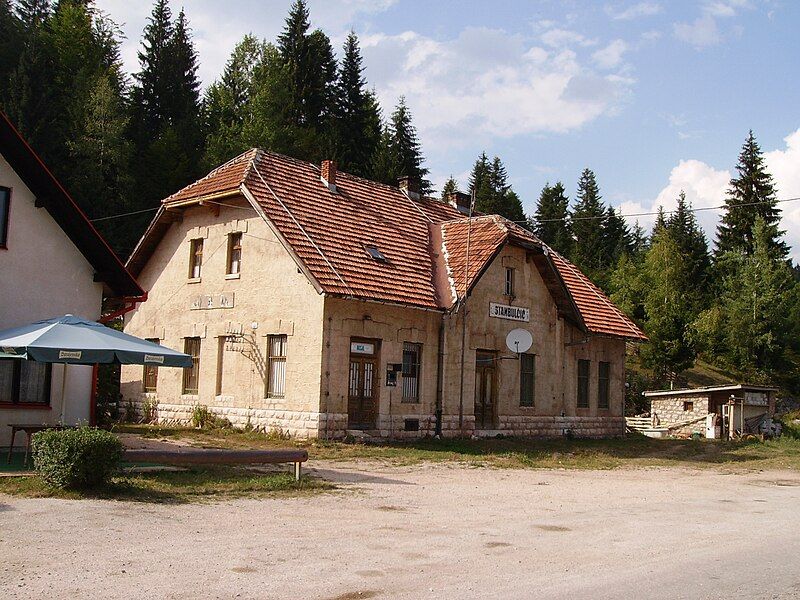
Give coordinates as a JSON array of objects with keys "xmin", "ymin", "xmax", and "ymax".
[{"xmin": 0, "ymin": 315, "xmax": 191, "ymax": 422}]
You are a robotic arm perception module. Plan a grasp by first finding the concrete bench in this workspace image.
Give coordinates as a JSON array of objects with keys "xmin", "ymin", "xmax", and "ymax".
[{"xmin": 123, "ymin": 448, "xmax": 309, "ymax": 481}]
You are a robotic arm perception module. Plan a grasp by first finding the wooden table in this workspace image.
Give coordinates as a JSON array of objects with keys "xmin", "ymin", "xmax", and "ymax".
[{"xmin": 6, "ymin": 424, "xmax": 56, "ymax": 468}]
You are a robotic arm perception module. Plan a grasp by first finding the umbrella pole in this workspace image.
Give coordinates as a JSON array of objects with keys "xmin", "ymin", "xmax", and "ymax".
[{"xmin": 58, "ymin": 364, "xmax": 68, "ymax": 425}]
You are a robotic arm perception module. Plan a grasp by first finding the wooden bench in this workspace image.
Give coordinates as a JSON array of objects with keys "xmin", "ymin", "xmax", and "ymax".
[{"xmin": 123, "ymin": 448, "xmax": 309, "ymax": 481}]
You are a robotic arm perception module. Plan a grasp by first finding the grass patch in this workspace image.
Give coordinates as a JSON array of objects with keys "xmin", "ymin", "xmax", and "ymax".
[
  {"xmin": 0, "ymin": 465, "xmax": 332, "ymax": 503},
  {"xmin": 113, "ymin": 424, "xmax": 800, "ymax": 471}
]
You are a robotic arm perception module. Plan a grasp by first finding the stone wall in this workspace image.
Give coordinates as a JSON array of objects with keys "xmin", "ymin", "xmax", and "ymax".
[
  {"xmin": 651, "ymin": 395, "xmax": 709, "ymax": 436},
  {"xmin": 126, "ymin": 396, "xmax": 346, "ymax": 438}
]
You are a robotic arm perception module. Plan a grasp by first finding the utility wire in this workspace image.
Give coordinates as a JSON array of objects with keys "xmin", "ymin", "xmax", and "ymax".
[{"xmin": 89, "ymin": 194, "xmax": 800, "ymax": 225}]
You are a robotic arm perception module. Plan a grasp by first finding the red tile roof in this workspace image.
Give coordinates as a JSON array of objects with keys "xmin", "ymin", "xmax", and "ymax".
[{"xmin": 136, "ymin": 149, "xmax": 645, "ymax": 340}]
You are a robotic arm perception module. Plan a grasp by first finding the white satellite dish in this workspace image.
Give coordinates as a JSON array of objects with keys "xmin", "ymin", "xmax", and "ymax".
[{"xmin": 506, "ymin": 328, "xmax": 533, "ymax": 354}]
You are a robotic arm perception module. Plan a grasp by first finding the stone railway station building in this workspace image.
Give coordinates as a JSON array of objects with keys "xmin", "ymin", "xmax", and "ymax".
[{"xmin": 121, "ymin": 150, "xmax": 646, "ymax": 439}]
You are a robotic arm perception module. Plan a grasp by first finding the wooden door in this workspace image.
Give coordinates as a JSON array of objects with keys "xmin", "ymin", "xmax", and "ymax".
[
  {"xmin": 348, "ymin": 340, "xmax": 379, "ymax": 429},
  {"xmin": 474, "ymin": 351, "xmax": 496, "ymax": 429}
]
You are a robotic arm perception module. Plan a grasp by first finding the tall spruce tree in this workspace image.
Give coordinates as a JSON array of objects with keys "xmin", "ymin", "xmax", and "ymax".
[
  {"xmin": 273, "ymin": 0, "xmax": 336, "ymax": 161},
  {"xmin": 203, "ymin": 34, "xmax": 268, "ymax": 167},
  {"xmin": 640, "ymin": 226, "xmax": 698, "ymax": 380},
  {"xmin": 331, "ymin": 31, "xmax": 380, "ymax": 177},
  {"xmin": 715, "ymin": 130, "xmax": 787, "ymax": 259},
  {"xmin": 570, "ymin": 168, "xmax": 607, "ymax": 278},
  {"xmin": 469, "ymin": 153, "xmax": 525, "ymax": 222},
  {"xmin": 0, "ymin": 1, "xmax": 23, "ymax": 104},
  {"xmin": 666, "ymin": 191, "xmax": 711, "ymax": 299},
  {"xmin": 374, "ymin": 97, "xmax": 431, "ymax": 193},
  {"xmin": 533, "ymin": 182, "xmax": 572, "ymax": 255},
  {"xmin": 603, "ymin": 206, "xmax": 633, "ymax": 263},
  {"xmin": 695, "ymin": 218, "xmax": 795, "ymax": 381},
  {"xmin": 129, "ymin": 1, "xmax": 204, "ymax": 235},
  {"xmin": 440, "ymin": 175, "xmax": 458, "ymax": 201}
]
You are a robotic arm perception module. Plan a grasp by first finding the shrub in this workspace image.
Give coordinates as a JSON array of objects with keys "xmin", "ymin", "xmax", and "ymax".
[
  {"xmin": 32, "ymin": 427, "xmax": 123, "ymax": 489},
  {"xmin": 191, "ymin": 404, "xmax": 232, "ymax": 430},
  {"xmin": 141, "ymin": 396, "xmax": 158, "ymax": 424}
]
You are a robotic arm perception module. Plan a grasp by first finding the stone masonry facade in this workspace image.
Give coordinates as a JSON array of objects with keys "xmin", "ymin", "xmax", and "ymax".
[{"xmin": 651, "ymin": 395, "xmax": 709, "ymax": 436}]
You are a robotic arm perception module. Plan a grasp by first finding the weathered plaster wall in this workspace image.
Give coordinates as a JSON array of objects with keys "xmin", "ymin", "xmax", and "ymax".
[
  {"xmin": 321, "ymin": 244, "xmax": 627, "ymax": 438},
  {"xmin": 0, "ymin": 154, "xmax": 102, "ymax": 446},
  {"xmin": 121, "ymin": 199, "xmax": 326, "ymax": 436}
]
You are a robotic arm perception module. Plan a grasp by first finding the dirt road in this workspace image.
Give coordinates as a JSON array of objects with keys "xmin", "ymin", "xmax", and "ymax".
[{"xmin": 2, "ymin": 463, "xmax": 800, "ymax": 599}]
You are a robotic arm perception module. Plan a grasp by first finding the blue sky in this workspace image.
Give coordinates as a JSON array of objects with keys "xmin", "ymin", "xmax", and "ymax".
[{"xmin": 96, "ymin": 0, "xmax": 800, "ymax": 258}]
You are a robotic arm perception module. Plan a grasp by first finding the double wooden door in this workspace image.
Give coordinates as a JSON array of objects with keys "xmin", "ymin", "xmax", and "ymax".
[
  {"xmin": 348, "ymin": 341, "xmax": 379, "ymax": 429},
  {"xmin": 474, "ymin": 351, "xmax": 496, "ymax": 429}
]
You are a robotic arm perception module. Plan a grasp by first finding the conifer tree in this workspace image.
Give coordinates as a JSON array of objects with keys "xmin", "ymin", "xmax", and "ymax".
[
  {"xmin": 331, "ymin": 31, "xmax": 380, "ymax": 177},
  {"xmin": 666, "ymin": 191, "xmax": 711, "ymax": 298},
  {"xmin": 640, "ymin": 227, "xmax": 698, "ymax": 380},
  {"xmin": 469, "ymin": 153, "xmax": 525, "ymax": 222},
  {"xmin": 440, "ymin": 176, "xmax": 458, "ymax": 201},
  {"xmin": 603, "ymin": 206, "xmax": 632, "ymax": 262},
  {"xmin": 0, "ymin": 1, "xmax": 23, "ymax": 102},
  {"xmin": 534, "ymin": 182, "xmax": 572, "ymax": 255},
  {"xmin": 695, "ymin": 218, "xmax": 795, "ymax": 380},
  {"xmin": 715, "ymin": 130, "xmax": 787, "ymax": 259},
  {"xmin": 203, "ymin": 34, "xmax": 268, "ymax": 167},
  {"xmin": 630, "ymin": 221, "xmax": 648, "ymax": 256},
  {"xmin": 374, "ymin": 97, "xmax": 431, "ymax": 193},
  {"xmin": 570, "ymin": 168, "xmax": 607, "ymax": 278},
  {"xmin": 273, "ymin": 0, "xmax": 336, "ymax": 161}
]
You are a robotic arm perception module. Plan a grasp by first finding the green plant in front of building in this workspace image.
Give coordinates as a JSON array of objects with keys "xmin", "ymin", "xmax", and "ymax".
[{"xmin": 31, "ymin": 427, "xmax": 123, "ymax": 489}]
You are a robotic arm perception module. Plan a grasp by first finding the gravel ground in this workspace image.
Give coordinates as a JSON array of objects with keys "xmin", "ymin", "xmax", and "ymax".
[{"xmin": 2, "ymin": 462, "xmax": 799, "ymax": 599}]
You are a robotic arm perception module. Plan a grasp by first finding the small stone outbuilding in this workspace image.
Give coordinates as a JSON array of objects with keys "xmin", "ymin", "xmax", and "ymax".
[{"xmin": 644, "ymin": 384, "xmax": 778, "ymax": 438}]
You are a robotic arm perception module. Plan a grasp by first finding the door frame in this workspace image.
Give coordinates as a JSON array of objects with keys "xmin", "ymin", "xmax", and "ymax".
[
  {"xmin": 347, "ymin": 337, "xmax": 381, "ymax": 430},
  {"xmin": 474, "ymin": 349, "xmax": 497, "ymax": 430}
]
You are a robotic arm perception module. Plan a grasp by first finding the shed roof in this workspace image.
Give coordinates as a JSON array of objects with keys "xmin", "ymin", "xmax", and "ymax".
[{"xmin": 644, "ymin": 384, "xmax": 778, "ymax": 397}]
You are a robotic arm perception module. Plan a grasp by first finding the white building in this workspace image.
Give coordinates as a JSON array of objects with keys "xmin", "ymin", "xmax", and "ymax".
[{"xmin": 0, "ymin": 112, "xmax": 143, "ymax": 447}]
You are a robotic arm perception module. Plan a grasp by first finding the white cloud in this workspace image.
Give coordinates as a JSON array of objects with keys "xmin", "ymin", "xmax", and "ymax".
[
  {"xmin": 673, "ymin": 0, "xmax": 752, "ymax": 48},
  {"xmin": 592, "ymin": 39, "xmax": 628, "ymax": 69},
  {"xmin": 618, "ymin": 128, "xmax": 800, "ymax": 261},
  {"xmin": 360, "ymin": 27, "xmax": 634, "ymax": 148},
  {"xmin": 673, "ymin": 14, "xmax": 722, "ymax": 47},
  {"xmin": 606, "ymin": 2, "xmax": 662, "ymax": 20},
  {"xmin": 540, "ymin": 28, "xmax": 596, "ymax": 48}
]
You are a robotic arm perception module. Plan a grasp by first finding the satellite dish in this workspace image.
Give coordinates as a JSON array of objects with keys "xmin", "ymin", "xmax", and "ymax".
[{"xmin": 506, "ymin": 328, "xmax": 533, "ymax": 354}]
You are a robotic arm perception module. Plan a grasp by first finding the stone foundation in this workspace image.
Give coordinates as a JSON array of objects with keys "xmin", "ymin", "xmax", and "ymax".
[
  {"xmin": 126, "ymin": 397, "xmax": 345, "ymax": 439},
  {"xmin": 125, "ymin": 397, "xmax": 624, "ymax": 440}
]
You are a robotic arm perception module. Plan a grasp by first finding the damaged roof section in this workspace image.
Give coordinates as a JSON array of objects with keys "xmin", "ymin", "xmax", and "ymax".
[{"xmin": 128, "ymin": 148, "xmax": 647, "ymax": 341}]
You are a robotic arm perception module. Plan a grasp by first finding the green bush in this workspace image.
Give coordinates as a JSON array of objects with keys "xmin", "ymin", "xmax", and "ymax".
[
  {"xmin": 32, "ymin": 427, "xmax": 123, "ymax": 489},
  {"xmin": 191, "ymin": 404, "xmax": 232, "ymax": 430}
]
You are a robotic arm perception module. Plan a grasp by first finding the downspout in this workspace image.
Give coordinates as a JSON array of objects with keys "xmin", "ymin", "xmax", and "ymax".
[
  {"xmin": 435, "ymin": 316, "xmax": 445, "ymax": 437},
  {"xmin": 90, "ymin": 293, "xmax": 147, "ymax": 425}
]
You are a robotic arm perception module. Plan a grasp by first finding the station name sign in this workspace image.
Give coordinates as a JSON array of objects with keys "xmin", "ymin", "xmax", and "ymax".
[{"xmin": 489, "ymin": 303, "xmax": 530, "ymax": 322}]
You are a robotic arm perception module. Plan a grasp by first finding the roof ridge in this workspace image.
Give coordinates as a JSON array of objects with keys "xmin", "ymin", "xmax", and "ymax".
[{"xmin": 163, "ymin": 147, "xmax": 256, "ymax": 203}]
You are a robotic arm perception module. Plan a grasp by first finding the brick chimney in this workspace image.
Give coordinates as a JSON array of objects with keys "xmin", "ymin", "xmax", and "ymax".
[
  {"xmin": 321, "ymin": 160, "xmax": 337, "ymax": 192},
  {"xmin": 447, "ymin": 191, "xmax": 472, "ymax": 215},
  {"xmin": 398, "ymin": 176, "xmax": 420, "ymax": 200}
]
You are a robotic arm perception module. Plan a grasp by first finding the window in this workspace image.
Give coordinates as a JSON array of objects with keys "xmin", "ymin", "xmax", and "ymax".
[
  {"xmin": 402, "ymin": 342, "xmax": 422, "ymax": 402},
  {"xmin": 227, "ymin": 232, "xmax": 242, "ymax": 275},
  {"xmin": 683, "ymin": 401, "xmax": 694, "ymax": 412},
  {"xmin": 267, "ymin": 335, "xmax": 287, "ymax": 398},
  {"xmin": 520, "ymin": 353, "xmax": 535, "ymax": 407},
  {"xmin": 182, "ymin": 338, "xmax": 201, "ymax": 394},
  {"xmin": 365, "ymin": 245, "xmax": 386, "ymax": 261},
  {"xmin": 0, "ymin": 187, "xmax": 10, "ymax": 248},
  {"xmin": 577, "ymin": 359, "xmax": 590, "ymax": 409},
  {"xmin": 189, "ymin": 238, "xmax": 203, "ymax": 278},
  {"xmin": 0, "ymin": 359, "xmax": 51, "ymax": 405},
  {"xmin": 505, "ymin": 267, "xmax": 515, "ymax": 296},
  {"xmin": 598, "ymin": 361, "xmax": 610, "ymax": 410},
  {"xmin": 143, "ymin": 338, "xmax": 160, "ymax": 393}
]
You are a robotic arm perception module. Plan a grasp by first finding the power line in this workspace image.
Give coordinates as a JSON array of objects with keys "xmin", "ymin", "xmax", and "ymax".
[
  {"xmin": 89, "ymin": 194, "xmax": 800, "ymax": 226},
  {"xmin": 530, "ymin": 196, "xmax": 800, "ymax": 224}
]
